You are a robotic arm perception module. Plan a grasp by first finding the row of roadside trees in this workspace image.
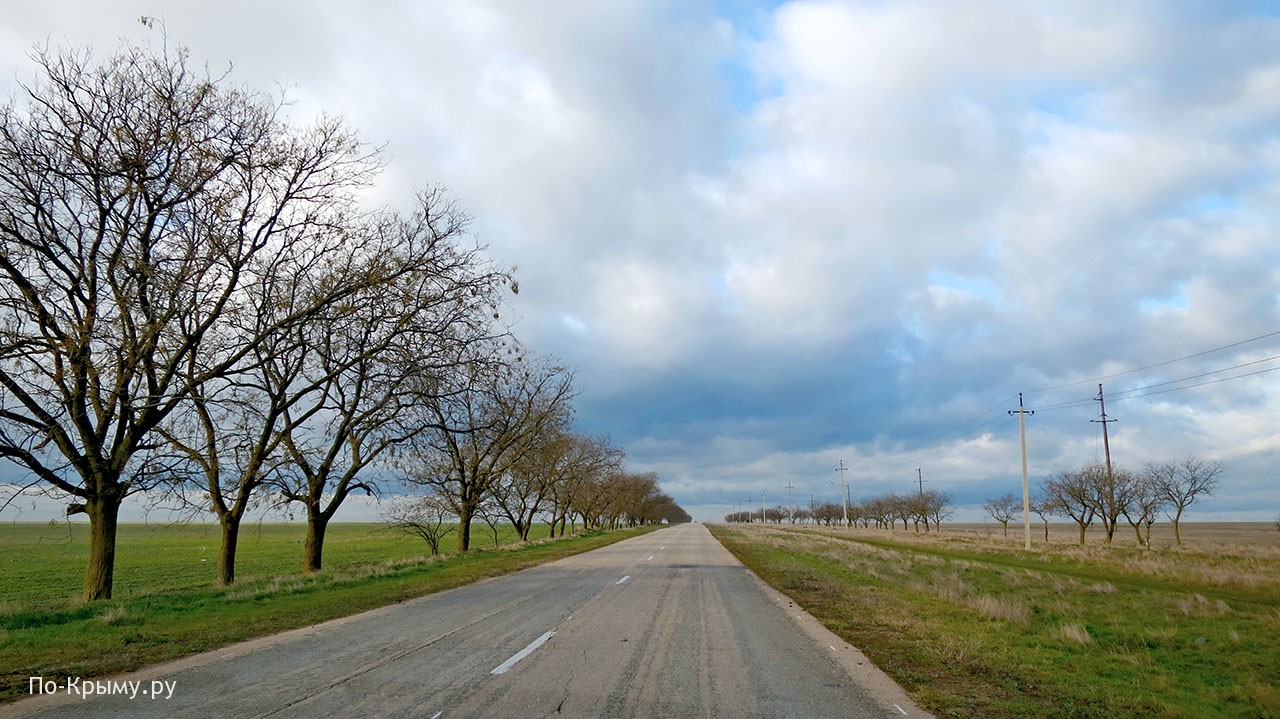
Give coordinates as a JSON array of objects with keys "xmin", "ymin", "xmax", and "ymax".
[
  {"xmin": 984, "ymin": 455, "xmax": 1223, "ymax": 546},
  {"xmin": 0, "ymin": 39, "xmax": 685, "ymax": 601},
  {"xmin": 725, "ymin": 489, "xmax": 954, "ymax": 532}
]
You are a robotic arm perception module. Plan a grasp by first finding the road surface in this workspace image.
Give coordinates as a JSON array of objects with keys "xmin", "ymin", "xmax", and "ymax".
[{"xmin": 4, "ymin": 524, "xmax": 929, "ymax": 718}]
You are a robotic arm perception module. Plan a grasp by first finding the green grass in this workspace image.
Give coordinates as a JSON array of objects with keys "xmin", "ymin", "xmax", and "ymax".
[
  {"xmin": 0, "ymin": 521, "xmax": 528, "ymax": 610},
  {"xmin": 709, "ymin": 524, "xmax": 1280, "ymax": 719},
  {"xmin": 0, "ymin": 521, "xmax": 656, "ymax": 704}
]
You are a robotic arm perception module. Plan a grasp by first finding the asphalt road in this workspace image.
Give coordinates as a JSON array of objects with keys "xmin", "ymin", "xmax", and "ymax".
[{"xmin": 4, "ymin": 524, "xmax": 929, "ymax": 718}]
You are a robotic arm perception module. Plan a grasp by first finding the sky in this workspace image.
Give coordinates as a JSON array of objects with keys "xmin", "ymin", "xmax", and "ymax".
[{"xmin": 2, "ymin": 1, "xmax": 1279, "ymax": 525}]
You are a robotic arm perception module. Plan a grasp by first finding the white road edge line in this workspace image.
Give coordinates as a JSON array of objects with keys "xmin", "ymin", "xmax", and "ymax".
[
  {"xmin": 490, "ymin": 631, "xmax": 556, "ymax": 675},
  {"xmin": 616, "ymin": 575, "xmax": 630, "ymax": 585},
  {"xmin": 431, "ymin": 712, "xmax": 443, "ymax": 719},
  {"xmin": 893, "ymin": 704, "xmax": 908, "ymax": 715}
]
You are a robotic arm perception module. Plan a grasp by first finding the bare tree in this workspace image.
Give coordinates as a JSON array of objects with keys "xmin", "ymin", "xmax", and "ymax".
[
  {"xmin": 1149, "ymin": 456, "xmax": 1224, "ymax": 547},
  {"xmin": 1122, "ymin": 470, "xmax": 1166, "ymax": 548},
  {"xmin": 412, "ymin": 355, "xmax": 574, "ymax": 552},
  {"xmin": 0, "ymin": 41, "xmax": 379, "ymax": 599},
  {"xmin": 983, "ymin": 492, "xmax": 1020, "ymax": 537},
  {"xmin": 1030, "ymin": 494, "xmax": 1058, "ymax": 543},
  {"xmin": 1042, "ymin": 469, "xmax": 1096, "ymax": 545},
  {"xmin": 271, "ymin": 198, "xmax": 509, "ymax": 573},
  {"xmin": 1078, "ymin": 462, "xmax": 1137, "ymax": 545},
  {"xmin": 491, "ymin": 424, "xmax": 577, "ymax": 542},
  {"xmin": 923, "ymin": 490, "xmax": 952, "ymax": 532},
  {"xmin": 543, "ymin": 434, "xmax": 622, "ymax": 537},
  {"xmin": 382, "ymin": 492, "xmax": 456, "ymax": 556}
]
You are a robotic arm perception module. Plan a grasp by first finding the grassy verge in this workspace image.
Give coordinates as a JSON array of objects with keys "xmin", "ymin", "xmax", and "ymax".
[
  {"xmin": 1, "ymin": 523, "xmax": 657, "ymax": 704},
  {"xmin": 709, "ymin": 524, "xmax": 1280, "ymax": 719}
]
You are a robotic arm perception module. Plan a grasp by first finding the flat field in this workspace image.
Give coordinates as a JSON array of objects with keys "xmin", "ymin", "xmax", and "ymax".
[
  {"xmin": 0, "ymin": 521, "xmax": 530, "ymax": 611},
  {"xmin": 709, "ymin": 522, "xmax": 1280, "ymax": 719},
  {"xmin": 0, "ymin": 521, "xmax": 653, "ymax": 704}
]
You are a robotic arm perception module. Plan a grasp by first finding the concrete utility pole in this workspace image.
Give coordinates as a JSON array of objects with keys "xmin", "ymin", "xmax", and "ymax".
[
  {"xmin": 1009, "ymin": 393, "xmax": 1034, "ymax": 550},
  {"xmin": 785, "ymin": 479, "xmax": 794, "ymax": 524},
  {"xmin": 836, "ymin": 461, "xmax": 849, "ymax": 527}
]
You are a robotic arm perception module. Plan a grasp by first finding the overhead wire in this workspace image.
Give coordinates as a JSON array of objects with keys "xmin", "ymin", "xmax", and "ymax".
[
  {"xmin": 847, "ymin": 328, "xmax": 1280, "ymax": 474},
  {"xmin": 1029, "ymin": 352, "xmax": 1280, "ymax": 412},
  {"xmin": 1023, "ymin": 328, "xmax": 1280, "ymax": 394}
]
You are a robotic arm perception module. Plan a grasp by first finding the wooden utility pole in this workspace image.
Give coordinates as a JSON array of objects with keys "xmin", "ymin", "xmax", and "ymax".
[
  {"xmin": 915, "ymin": 468, "xmax": 927, "ymax": 496},
  {"xmin": 1093, "ymin": 384, "xmax": 1115, "ymax": 479},
  {"xmin": 1093, "ymin": 383, "xmax": 1118, "ymax": 543},
  {"xmin": 1009, "ymin": 393, "xmax": 1034, "ymax": 550}
]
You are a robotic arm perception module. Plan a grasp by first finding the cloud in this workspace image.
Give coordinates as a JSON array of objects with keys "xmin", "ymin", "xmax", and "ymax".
[{"xmin": 2, "ymin": 1, "xmax": 1279, "ymax": 525}]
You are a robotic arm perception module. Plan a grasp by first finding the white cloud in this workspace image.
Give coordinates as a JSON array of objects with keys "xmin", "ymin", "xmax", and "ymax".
[{"xmin": 2, "ymin": 1, "xmax": 1280, "ymax": 523}]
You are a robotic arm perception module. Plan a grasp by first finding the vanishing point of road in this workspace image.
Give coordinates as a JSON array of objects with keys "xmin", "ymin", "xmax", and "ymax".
[{"xmin": 4, "ymin": 524, "xmax": 930, "ymax": 718}]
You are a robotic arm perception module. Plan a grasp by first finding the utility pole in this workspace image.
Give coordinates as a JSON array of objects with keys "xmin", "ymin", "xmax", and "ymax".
[
  {"xmin": 761, "ymin": 491, "xmax": 767, "ymax": 524},
  {"xmin": 1009, "ymin": 393, "xmax": 1034, "ymax": 550},
  {"xmin": 915, "ymin": 468, "xmax": 927, "ymax": 497},
  {"xmin": 836, "ymin": 461, "xmax": 849, "ymax": 527},
  {"xmin": 1093, "ymin": 384, "xmax": 1115, "ymax": 479},
  {"xmin": 785, "ymin": 479, "xmax": 794, "ymax": 524},
  {"xmin": 1092, "ymin": 384, "xmax": 1117, "ymax": 542}
]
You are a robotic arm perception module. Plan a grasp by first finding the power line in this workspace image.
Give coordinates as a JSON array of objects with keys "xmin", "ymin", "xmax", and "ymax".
[
  {"xmin": 843, "ymin": 328, "xmax": 1280, "ymax": 482},
  {"xmin": 1113, "ymin": 364, "xmax": 1280, "ymax": 401},
  {"xmin": 1025, "ymin": 328, "xmax": 1280, "ymax": 394},
  {"xmin": 1030, "ymin": 353, "xmax": 1280, "ymax": 412}
]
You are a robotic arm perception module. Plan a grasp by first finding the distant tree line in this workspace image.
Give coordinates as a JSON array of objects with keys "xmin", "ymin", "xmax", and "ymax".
[
  {"xmin": 724, "ymin": 489, "xmax": 953, "ymax": 532},
  {"xmin": 985, "ymin": 455, "xmax": 1224, "ymax": 546},
  {"xmin": 0, "ymin": 39, "xmax": 685, "ymax": 600}
]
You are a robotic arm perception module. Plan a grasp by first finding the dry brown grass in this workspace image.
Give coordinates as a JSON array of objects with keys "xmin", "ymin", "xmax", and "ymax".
[
  {"xmin": 969, "ymin": 594, "xmax": 1030, "ymax": 625},
  {"xmin": 776, "ymin": 522, "xmax": 1280, "ymax": 597},
  {"xmin": 1172, "ymin": 593, "xmax": 1232, "ymax": 616},
  {"xmin": 1056, "ymin": 622, "xmax": 1092, "ymax": 644}
]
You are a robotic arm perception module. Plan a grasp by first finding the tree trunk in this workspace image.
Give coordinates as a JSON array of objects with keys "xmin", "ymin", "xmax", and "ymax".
[
  {"xmin": 1042, "ymin": 521, "xmax": 1049, "ymax": 542},
  {"xmin": 456, "ymin": 502, "xmax": 473, "ymax": 552},
  {"xmin": 1172, "ymin": 507, "xmax": 1185, "ymax": 546},
  {"xmin": 1077, "ymin": 522, "xmax": 1087, "ymax": 545},
  {"xmin": 83, "ymin": 495, "xmax": 122, "ymax": 602},
  {"xmin": 1001, "ymin": 521, "xmax": 1009, "ymax": 537},
  {"xmin": 218, "ymin": 514, "xmax": 241, "ymax": 585},
  {"xmin": 1130, "ymin": 521, "xmax": 1145, "ymax": 547},
  {"xmin": 303, "ymin": 510, "xmax": 329, "ymax": 573}
]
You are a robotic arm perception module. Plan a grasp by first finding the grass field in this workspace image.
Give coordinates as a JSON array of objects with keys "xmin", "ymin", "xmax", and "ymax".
[
  {"xmin": 0, "ymin": 520, "xmax": 532, "ymax": 611},
  {"xmin": 709, "ymin": 522, "xmax": 1280, "ymax": 719},
  {"xmin": 0, "ymin": 521, "xmax": 655, "ymax": 704}
]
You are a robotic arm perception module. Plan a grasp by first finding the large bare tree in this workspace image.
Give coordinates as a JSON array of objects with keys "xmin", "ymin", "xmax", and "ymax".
[
  {"xmin": 410, "ymin": 355, "xmax": 574, "ymax": 552},
  {"xmin": 270, "ymin": 195, "xmax": 510, "ymax": 573},
  {"xmin": 0, "ymin": 42, "xmax": 377, "ymax": 599}
]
